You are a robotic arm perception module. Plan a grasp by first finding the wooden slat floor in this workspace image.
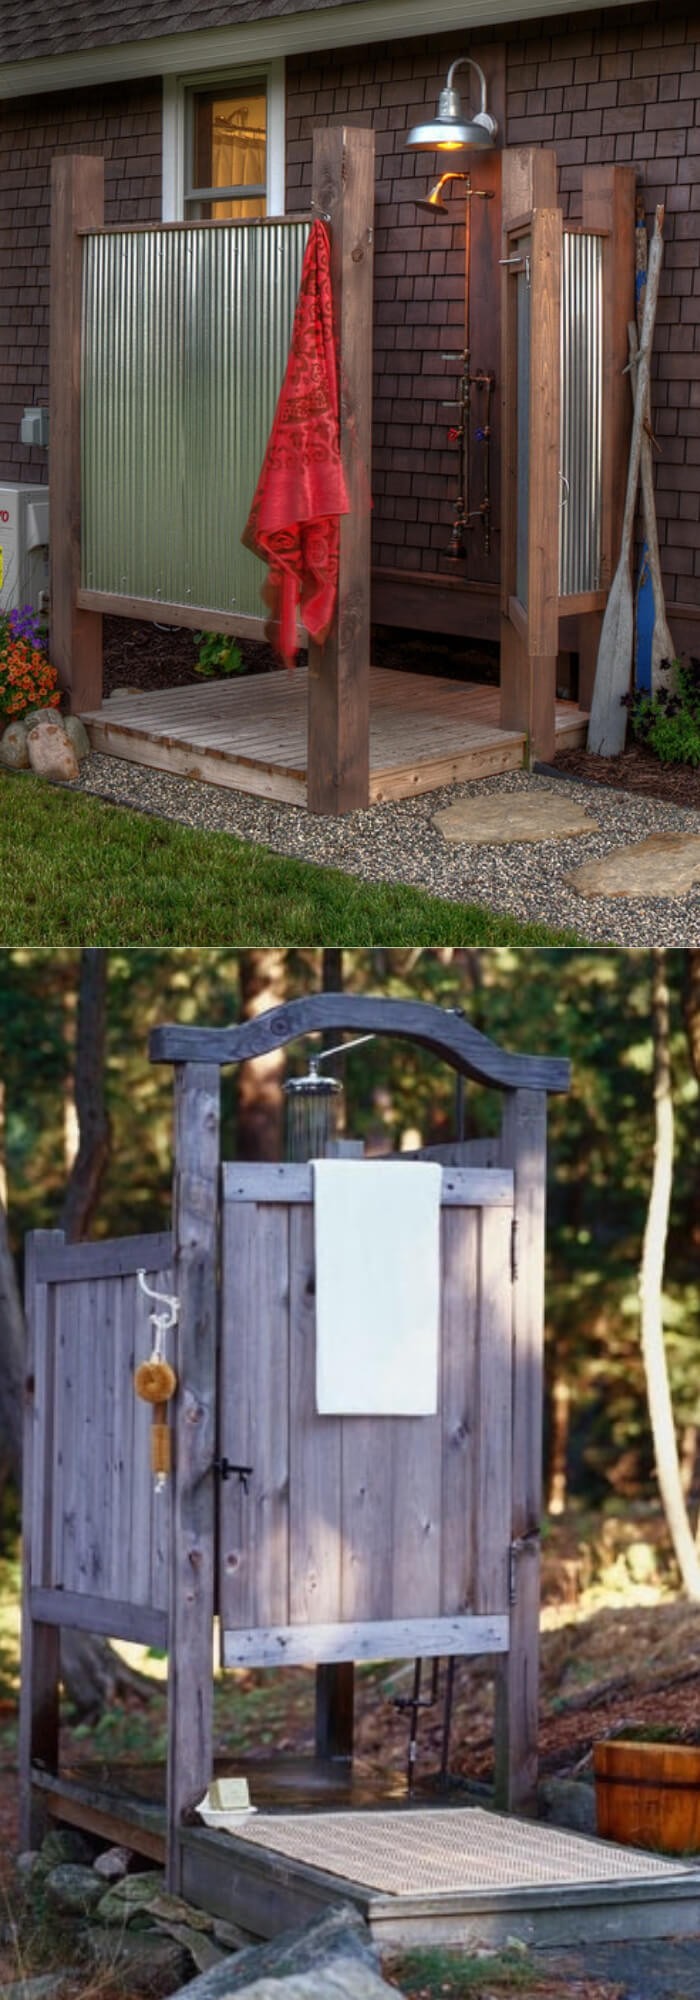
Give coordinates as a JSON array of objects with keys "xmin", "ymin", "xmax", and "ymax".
[{"xmin": 81, "ymin": 668, "xmax": 589, "ymax": 807}]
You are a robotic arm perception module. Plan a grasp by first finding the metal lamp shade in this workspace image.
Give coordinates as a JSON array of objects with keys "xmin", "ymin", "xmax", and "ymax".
[
  {"xmin": 406, "ymin": 114, "xmax": 495, "ymax": 151},
  {"xmin": 406, "ymin": 62, "xmax": 498, "ymax": 152}
]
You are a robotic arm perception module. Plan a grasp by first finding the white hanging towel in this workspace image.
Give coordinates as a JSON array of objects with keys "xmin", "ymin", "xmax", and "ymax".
[{"xmin": 313, "ymin": 1159, "xmax": 442, "ymax": 1416}]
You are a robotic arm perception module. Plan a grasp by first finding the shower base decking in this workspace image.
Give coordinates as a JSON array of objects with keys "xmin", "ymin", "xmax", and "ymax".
[
  {"xmin": 31, "ymin": 1762, "xmax": 700, "ymax": 1951},
  {"xmin": 80, "ymin": 667, "xmax": 589, "ymax": 807}
]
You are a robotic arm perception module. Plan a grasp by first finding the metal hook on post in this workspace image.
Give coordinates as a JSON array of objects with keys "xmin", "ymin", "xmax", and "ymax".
[{"xmin": 137, "ymin": 1269, "xmax": 180, "ymax": 1359}]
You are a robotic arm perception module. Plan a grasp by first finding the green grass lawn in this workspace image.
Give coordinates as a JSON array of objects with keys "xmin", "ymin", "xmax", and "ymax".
[{"xmin": 1, "ymin": 773, "xmax": 583, "ymax": 946}]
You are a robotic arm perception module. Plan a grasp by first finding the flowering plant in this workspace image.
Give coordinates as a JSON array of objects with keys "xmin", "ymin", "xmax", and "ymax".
[{"xmin": 0, "ymin": 604, "xmax": 61, "ymax": 721}]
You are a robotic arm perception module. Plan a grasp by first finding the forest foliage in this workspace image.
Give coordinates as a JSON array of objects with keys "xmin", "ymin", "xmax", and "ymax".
[{"xmin": 1, "ymin": 946, "xmax": 699, "ymax": 1513}]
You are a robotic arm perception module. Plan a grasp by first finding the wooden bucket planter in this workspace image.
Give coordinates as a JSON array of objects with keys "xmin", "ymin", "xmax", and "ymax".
[{"xmin": 594, "ymin": 1738, "xmax": 700, "ymax": 1855}]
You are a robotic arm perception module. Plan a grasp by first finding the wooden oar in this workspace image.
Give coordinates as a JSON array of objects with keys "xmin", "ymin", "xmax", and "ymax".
[
  {"xmin": 630, "ymin": 320, "xmax": 675, "ymax": 691},
  {"xmin": 631, "ymin": 202, "xmax": 675, "ymax": 694},
  {"xmin": 587, "ymin": 204, "xmax": 665, "ymax": 757}
]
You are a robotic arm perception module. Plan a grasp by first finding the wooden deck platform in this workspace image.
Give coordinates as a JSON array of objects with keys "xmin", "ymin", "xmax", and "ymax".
[
  {"xmin": 32, "ymin": 1762, "xmax": 700, "ymax": 1951},
  {"xmin": 80, "ymin": 669, "xmax": 588, "ymax": 807}
]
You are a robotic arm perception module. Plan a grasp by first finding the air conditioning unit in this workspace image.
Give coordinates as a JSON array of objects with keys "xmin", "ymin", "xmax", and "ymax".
[{"xmin": 0, "ymin": 483, "xmax": 49, "ymax": 617}]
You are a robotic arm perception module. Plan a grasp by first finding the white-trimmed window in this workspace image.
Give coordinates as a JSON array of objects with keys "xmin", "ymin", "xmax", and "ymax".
[{"xmin": 162, "ymin": 60, "xmax": 285, "ymax": 223}]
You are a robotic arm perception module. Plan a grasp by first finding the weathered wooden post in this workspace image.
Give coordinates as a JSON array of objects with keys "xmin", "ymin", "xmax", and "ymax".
[
  {"xmin": 307, "ymin": 125, "xmax": 374, "ymax": 815},
  {"xmin": 166, "ymin": 1063, "xmax": 221, "ymax": 1892},
  {"xmin": 499, "ymin": 149, "xmax": 561, "ymax": 764},
  {"xmin": 19, "ymin": 1230, "xmax": 65, "ymax": 1850},
  {"xmin": 493, "ymin": 1087, "xmax": 548, "ymax": 1816},
  {"xmin": 49, "ymin": 155, "xmax": 104, "ymax": 713}
]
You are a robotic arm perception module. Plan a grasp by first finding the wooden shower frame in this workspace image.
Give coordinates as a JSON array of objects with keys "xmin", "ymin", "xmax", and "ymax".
[
  {"xmin": 161, "ymin": 998, "xmax": 567, "ymax": 1883},
  {"xmin": 20, "ymin": 995, "xmax": 569, "ymax": 1896},
  {"xmin": 49, "ymin": 125, "xmax": 374, "ymax": 815}
]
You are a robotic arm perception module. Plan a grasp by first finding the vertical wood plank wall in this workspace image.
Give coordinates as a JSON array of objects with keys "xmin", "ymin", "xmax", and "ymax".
[
  {"xmin": 19, "ymin": 1229, "xmax": 173, "ymax": 1850},
  {"xmin": 23, "ymin": 1233, "xmax": 173, "ymax": 1614},
  {"xmin": 218, "ymin": 1167, "xmax": 514, "ymax": 1642}
]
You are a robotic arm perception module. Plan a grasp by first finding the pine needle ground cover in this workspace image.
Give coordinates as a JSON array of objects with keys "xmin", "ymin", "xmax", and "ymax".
[{"xmin": 1, "ymin": 774, "xmax": 579, "ymax": 946}]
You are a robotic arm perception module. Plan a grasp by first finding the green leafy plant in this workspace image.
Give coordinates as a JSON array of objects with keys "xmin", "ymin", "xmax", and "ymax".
[
  {"xmin": 194, "ymin": 631, "xmax": 244, "ymax": 680},
  {"xmin": 624, "ymin": 656, "xmax": 700, "ymax": 766}
]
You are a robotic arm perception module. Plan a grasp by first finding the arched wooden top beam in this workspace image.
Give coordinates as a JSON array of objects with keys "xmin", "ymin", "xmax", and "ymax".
[{"xmin": 149, "ymin": 996, "xmax": 570, "ymax": 1094}]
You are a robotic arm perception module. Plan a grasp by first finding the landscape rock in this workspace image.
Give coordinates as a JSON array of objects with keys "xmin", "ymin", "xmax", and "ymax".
[
  {"xmin": 95, "ymin": 1872, "xmax": 215, "ymax": 1931},
  {"xmin": 152, "ymin": 1920, "xmax": 226, "ymax": 1975},
  {"xmin": 44, "ymin": 1862, "xmax": 106, "ymax": 1916},
  {"xmin": 27, "ymin": 720, "xmax": 79, "ymax": 784},
  {"xmin": 0, "ymin": 722, "xmax": 29, "ymax": 769},
  {"xmin": 538, "ymin": 1776, "xmax": 596, "ymax": 1835},
  {"xmin": 170, "ymin": 1905, "xmax": 377, "ymax": 2000},
  {"xmin": 86, "ymin": 1925, "xmax": 190, "ymax": 1995},
  {"xmin": 433, "ymin": 790, "xmax": 596, "ymax": 845},
  {"xmin": 567, "ymin": 832, "xmax": 700, "ymax": 899},
  {"xmin": 37, "ymin": 1829, "xmax": 95, "ymax": 1871},
  {"xmin": 14, "ymin": 1852, "xmax": 40, "ymax": 1878},
  {"xmin": 63, "ymin": 714, "xmax": 91, "ymax": 760},
  {"xmin": 23, "ymin": 707, "xmax": 66, "ymax": 735},
  {"xmin": 208, "ymin": 1957, "xmax": 400, "ymax": 2000},
  {"xmin": 93, "ymin": 1844, "xmax": 134, "ymax": 1881}
]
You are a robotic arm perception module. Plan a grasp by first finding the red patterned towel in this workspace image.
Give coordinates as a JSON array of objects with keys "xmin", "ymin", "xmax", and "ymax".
[{"xmin": 241, "ymin": 220, "xmax": 349, "ymax": 667}]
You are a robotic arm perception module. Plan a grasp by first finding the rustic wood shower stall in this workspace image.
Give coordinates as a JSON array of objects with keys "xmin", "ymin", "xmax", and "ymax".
[{"xmin": 20, "ymin": 996, "xmax": 570, "ymax": 1909}]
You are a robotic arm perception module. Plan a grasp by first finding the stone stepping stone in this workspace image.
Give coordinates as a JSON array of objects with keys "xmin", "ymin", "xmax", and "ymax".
[
  {"xmin": 567, "ymin": 832, "xmax": 700, "ymax": 899},
  {"xmin": 433, "ymin": 791, "xmax": 597, "ymax": 845}
]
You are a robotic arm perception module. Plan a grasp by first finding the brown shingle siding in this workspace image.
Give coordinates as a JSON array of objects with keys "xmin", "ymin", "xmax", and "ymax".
[{"xmin": 0, "ymin": 79, "xmax": 161, "ymax": 484}]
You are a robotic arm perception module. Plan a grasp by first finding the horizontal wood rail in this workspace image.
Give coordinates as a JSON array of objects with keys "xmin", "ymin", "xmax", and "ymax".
[
  {"xmin": 30, "ymin": 1588, "xmax": 167, "ymax": 1648},
  {"xmin": 77, "ymin": 212, "xmax": 315, "ymax": 237},
  {"xmin": 77, "ymin": 590, "xmax": 270, "ymax": 644},
  {"xmin": 223, "ymin": 1613, "xmax": 509, "ymax": 1670},
  {"xmin": 32, "ymin": 1228, "xmax": 172, "ymax": 1282},
  {"xmin": 222, "ymin": 1161, "xmax": 514, "ymax": 1206},
  {"xmin": 150, "ymin": 995, "xmax": 571, "ymax": 1092}
]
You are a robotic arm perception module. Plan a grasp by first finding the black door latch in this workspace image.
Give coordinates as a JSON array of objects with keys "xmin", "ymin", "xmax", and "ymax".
[{"xmin": 213, "ymin": 1459, "xmax": 253, "ymax": 1492}]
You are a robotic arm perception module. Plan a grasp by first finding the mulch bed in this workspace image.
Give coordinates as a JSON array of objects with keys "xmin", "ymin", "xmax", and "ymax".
[
  {"xmin": 551, "ymin": 741, "xmax": 700, "ymax": 814},
  {"xmin": 102, "ymin": 617, "xmax": 700, "ymax": 814}
]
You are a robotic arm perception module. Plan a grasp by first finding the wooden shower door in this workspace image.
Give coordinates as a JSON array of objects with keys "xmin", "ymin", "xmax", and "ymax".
[{"xmin": 218, "ymin": 1161, "xmax": 514, "ymax": 1672}]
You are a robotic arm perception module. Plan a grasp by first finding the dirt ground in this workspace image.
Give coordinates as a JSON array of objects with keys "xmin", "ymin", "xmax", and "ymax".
[{"xmin": 101, "ymin": 618, "xmax": 700, "ymax": 814}]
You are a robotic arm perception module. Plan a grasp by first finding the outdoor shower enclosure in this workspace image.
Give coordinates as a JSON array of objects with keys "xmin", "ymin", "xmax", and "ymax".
[{"xmin": 20, "ymin": 995, "xmax": 569, "ymax": 1902}]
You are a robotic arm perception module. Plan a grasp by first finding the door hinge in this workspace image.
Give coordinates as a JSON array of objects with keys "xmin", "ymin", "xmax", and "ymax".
[
  {"xmin": 508, "ymin": 1527, "xmax": 541, "ymax": 1605},
  {"xmin": 510, "ymin": 1216, "xmax": 518, "ymax": 1282}
]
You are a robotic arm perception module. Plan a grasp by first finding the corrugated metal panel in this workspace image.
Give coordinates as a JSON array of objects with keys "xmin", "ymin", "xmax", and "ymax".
[
  {"xmin": 559, "ymin": 231, "xmax": 603, "ymax": 598},
  {"xmin": 81, "ymin": 219, "xmax": 311, "ymax": 618}
]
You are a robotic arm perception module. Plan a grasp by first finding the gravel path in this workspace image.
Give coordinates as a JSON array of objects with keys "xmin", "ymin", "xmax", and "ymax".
[{"xmin": 74, "ymin": 755, "xmax": 700, "ymax": 946}]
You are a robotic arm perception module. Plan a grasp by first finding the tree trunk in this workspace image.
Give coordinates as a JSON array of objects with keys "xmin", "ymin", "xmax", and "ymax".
[
  {"xmin": 640, "ymin": 949, "xmax": 700, "ymax": 1598},
  {"xmin": 237, "ymin": 950, "xmax": 288, "ymax": 1160},
  {"xmin": 60, "ymin": 949, "xmax": 111, "ymax": 1243},
  {"xmin": 546, "ymin": 1369, "xmax": 570, "ymax": 1516},
  {"xmin": 682, "ymin": 950, "xmax": 700, "ymax": 1082}
]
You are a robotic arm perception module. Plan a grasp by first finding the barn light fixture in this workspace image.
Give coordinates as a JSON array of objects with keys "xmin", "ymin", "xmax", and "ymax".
[{"xmin": 405, "ymin": 56, "xmax": 498, "ymax": 152}]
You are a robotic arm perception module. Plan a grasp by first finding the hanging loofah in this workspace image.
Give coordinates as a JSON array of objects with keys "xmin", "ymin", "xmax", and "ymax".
[{"xmin": 134, "ymin": 1357, "xmax": 177, "ymax": 1404}]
